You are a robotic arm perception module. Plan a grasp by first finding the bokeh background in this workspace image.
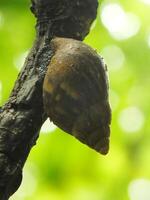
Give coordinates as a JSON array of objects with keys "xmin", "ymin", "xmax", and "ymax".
[{"xmin": 0, "ymin": 0, "xmax": 150, "ymax": 199}]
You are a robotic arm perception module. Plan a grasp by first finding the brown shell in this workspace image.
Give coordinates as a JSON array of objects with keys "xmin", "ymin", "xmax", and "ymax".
[{"xmin": 43, "ymin": 37, "xmax": 111, "ymax": 155}]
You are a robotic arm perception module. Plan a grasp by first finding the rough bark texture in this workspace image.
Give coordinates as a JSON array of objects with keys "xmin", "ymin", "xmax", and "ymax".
[{"xmin": 0, "ymin": 0, "xmax": 98, "ymax": 199}]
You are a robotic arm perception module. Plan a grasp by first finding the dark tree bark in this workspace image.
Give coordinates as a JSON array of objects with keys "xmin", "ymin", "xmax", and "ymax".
[{"xmin": 0, "ymin": 0, "xmax": 98, "ymax": 199}]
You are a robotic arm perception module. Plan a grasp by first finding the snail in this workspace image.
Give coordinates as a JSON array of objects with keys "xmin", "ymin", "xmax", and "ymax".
[{"xmin": 43, "ymin": 37, "xmax": 111, "ymax": 155}]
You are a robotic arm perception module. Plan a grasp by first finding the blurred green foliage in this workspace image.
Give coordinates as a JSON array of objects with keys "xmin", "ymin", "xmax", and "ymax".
[{"xmin": 0, "ymin": 0, "xmax": 150, "ymax": 200}]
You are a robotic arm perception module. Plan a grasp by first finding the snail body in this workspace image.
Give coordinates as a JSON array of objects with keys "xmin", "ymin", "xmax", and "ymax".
[{"xmin": 43, "ymin": 37, "xmax": 111, "ymax": 155}]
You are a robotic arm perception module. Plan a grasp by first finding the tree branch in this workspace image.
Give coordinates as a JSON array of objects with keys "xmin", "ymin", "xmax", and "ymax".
[{"xmin": 0, "ymin": 0, "xmax": 98, "ymax": 199}]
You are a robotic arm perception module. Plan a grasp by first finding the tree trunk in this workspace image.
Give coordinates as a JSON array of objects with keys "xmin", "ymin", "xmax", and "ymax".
[{"xmin": 0, "ymin": 0, "xmax": 98, "ymax": 199}]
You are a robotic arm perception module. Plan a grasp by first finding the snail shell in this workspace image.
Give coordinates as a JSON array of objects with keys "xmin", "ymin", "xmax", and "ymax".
[{"xmin": 43, "ymin": 37, "xmax": 111, "ymax": 155}]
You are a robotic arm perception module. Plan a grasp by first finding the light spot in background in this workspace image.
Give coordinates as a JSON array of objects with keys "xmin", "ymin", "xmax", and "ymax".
[
  {"xmin": 71, "ymin": 187, "xmax": 100, "ymax": 200},
  {"xmin": 101, "ymin": 45, "xmax": 125, "ymax": 71},
  {"xmin": 14, "ymin": 51, "xmax": 28, "ymax": 70},
  {"xmin": 118, "ymin": 106, "xmax": 145, "ymax": 133},
  {"xmin": 100, "ymin": 3, "xmax": 141, "ymax": 40},
  {"xmin": 109, "ymin": 90, "xmax": 120, "ymax": 111},
  {"xmin": 147, "ymin": 35, "xmax": 150, "ymax": 48},
  {"xmin": 128, "ymin": 179, "xmax": 150, "ymax": 200},
  {"xmin": 140, "ymin": 0, "xmax": 150, "ymax": 5},
  {"xmin": 127, "ymin": 85, "xmax": 148, "ymax": 105},
  {"xmin": 0, "ymin": 81, "xmax": 2, "ymax": 103},
  {"xmin": 10, "ymin": 164, "xmax": 37, "ymax": 200},
  {"xmin": 41, "ymin": 118, "xmax": 57, "ymax": 134},
  {"xmin": 147, "ymin": 33, "xmax": 150, "ymax": 48},
  {"xmin": 0, "ymin": 12, "xmax": 4, "ymax": 28}
]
